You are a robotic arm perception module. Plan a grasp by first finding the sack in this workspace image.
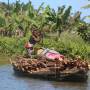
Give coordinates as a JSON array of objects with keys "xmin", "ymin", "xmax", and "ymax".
[
  {"xmin": 46, "ymin": 52, "xmax": 64, "ymax": 61},
  {"xmin": 24, "ymin": 42, "xmax": 33, "ymax": 48}
]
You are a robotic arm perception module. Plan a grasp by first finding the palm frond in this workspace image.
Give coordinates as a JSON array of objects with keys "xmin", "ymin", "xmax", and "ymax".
[{"xmin": 82, "ymin": 4, "xmax": 90, "ymax": 9}]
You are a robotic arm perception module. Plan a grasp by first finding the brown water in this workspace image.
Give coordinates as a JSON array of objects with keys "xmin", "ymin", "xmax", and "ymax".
[{"xmin": 0, "ymin": 56, "xmax": 90, "ymax": 90}]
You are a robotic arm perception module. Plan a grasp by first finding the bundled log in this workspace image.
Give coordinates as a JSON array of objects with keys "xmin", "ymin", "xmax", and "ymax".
[
  {"xmin": 11, "ymin": 56, "xmax": 89, "ymax": 75},
  {"xmin": 11, "ymin": 56, "xmax": 47, "ymax": 73}
]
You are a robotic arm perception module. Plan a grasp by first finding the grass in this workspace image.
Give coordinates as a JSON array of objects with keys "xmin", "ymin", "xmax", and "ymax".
[{"xmin": 43, "ymin": 32, "xmax": 90, "ymax": 60}]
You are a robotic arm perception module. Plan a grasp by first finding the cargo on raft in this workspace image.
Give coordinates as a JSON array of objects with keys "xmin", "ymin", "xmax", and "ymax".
[{"xmin": 10, "ymin": 56, "xmax": 89, "ymax": 81}]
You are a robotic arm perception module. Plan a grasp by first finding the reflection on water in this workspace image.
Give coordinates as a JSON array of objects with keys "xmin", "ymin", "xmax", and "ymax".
[{"xmin": 0, "ymin": 65, "xmax": 90, "ymax": 90}]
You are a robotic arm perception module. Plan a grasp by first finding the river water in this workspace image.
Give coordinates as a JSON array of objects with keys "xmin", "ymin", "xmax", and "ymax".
[{"xmin": 0, "ymin": 57, "xmax": 90, "ymax": 90}]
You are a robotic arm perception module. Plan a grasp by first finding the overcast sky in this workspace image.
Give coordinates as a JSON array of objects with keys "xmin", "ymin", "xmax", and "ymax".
[{"xmin": 0, "ymin": 0, "xmax": 90, "ymax": 23}]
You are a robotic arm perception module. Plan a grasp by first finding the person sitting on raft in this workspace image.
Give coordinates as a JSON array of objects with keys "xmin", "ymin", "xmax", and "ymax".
[
  {"xmin": 24, "ymin": 27, "xmax": 42, "ymax": 57},
  {"xmin": 37, "ymin": 48, "xmax": 64, "ymax": 61}
]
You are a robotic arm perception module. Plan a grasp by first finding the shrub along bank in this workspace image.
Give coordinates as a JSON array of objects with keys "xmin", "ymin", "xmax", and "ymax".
[{"xmin": 0, "ymin": 32, "xmax": 90, "ymax": 60}]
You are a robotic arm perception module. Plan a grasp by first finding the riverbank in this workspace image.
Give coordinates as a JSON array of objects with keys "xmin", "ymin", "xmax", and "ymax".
[{"xmin": 0, "ymin": 54, "xmax": 10, "ymax": 65}]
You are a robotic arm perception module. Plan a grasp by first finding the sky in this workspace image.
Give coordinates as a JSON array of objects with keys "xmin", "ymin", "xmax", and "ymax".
[{"xmin": 0, "ymin": 0, "xmax": 90, "ymax": 23}]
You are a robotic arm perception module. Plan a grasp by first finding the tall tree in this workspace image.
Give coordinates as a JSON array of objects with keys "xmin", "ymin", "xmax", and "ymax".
[{"xmin": 45, "ymin": 5, "xmax": 72, "ymax": 37}]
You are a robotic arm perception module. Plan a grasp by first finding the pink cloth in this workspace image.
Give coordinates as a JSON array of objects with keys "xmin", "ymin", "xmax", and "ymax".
[{"xmin": 46, "ymin": 52, "xmax": 64, "ymax": 60}]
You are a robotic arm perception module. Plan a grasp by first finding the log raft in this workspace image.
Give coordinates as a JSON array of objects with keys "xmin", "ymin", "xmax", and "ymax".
[{"xmin": 10, "ymin": 56, "xmax": 89, "ymax": 81}]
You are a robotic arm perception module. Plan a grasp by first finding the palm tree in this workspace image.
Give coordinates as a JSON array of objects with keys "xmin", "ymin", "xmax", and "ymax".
[
  {"xmin": 13, "ymin": 0, "xmax": 21, "ymax": 15},
  {"xmin": 82, "ymin": 4, "xmax": 90, "ymax": 9},
  {"xmin": 8, "ymin": 0, "xmax": 9, "ymax": 10},
  {"xmin": 82, "ymin": 3, "xmax": 90, "ymax": 18},
  {"xmin": 45, "ymin": 5, "xmax": 72, "ymax": 37}
]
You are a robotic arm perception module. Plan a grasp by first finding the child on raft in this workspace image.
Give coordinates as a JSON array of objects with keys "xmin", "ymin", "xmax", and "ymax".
[
  {"xmin": 24, "ymin": 27, "xmax": 42, "ymax": 57},
  {"xmin": 24, "ymin": 26, "xmax": 64, "ymax": 60},
  {"xmin": 37, "ymin": 48, "xmax": 64, "ymax": 61}
]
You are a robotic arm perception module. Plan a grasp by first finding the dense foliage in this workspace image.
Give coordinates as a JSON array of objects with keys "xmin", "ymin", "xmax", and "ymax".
[{"xmin": 0, "ymin": 1, "xmax": 90, "ymax": 59}]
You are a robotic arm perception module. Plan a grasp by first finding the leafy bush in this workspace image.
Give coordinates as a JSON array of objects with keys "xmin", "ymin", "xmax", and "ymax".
[
  {"xmin": 0, "ymin": 32, "xmax": 90, "ymax": 60},
  {"xmin": 0, "ymin": 37, "xmax": 28, "ymax": 55},
  {"xmin": 43, "ymin": 32, "xmax": 90, "ymax": 59}
]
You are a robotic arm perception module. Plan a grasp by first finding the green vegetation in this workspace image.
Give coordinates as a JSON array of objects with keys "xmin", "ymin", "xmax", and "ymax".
[
  {"xmin": 0, "ymin": 1, "xmax": 90, "ymax": 60},
  {"xmin": 43, "ymin": 32, "xmax": 90, "ymax": 59},
  {"xmin": 0, "ymin": 32, "xmax": 90, "ymax": 60},
  {"xmin": 0, "ymin": 36, "xmax": 27, "ymax": 55}
]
